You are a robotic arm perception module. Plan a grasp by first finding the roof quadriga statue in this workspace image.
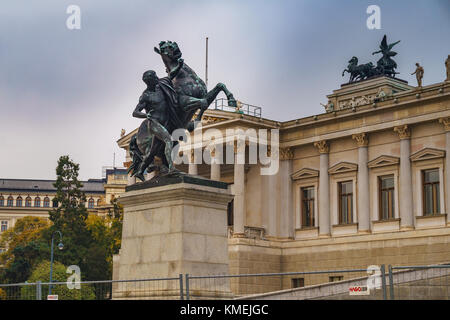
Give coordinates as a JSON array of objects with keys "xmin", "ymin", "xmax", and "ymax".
[
  {"xmin": 128, "ymin": 41, "xmax": 237, "ymax": 182},
  {"xmin": 342, "ymin": 35, "xmax": 401, "ymax": 83}
]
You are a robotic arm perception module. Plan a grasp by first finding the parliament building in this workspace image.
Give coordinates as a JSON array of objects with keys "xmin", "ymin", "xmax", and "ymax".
[{"xmin": 117, "ymin": 59, "xmax": 450, "ymax": 294}]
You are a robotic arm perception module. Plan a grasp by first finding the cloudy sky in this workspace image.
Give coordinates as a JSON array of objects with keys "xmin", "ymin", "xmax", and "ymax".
[{"xmin": 1, "ymin": 0, "xmax": 449, "ymax": 180}]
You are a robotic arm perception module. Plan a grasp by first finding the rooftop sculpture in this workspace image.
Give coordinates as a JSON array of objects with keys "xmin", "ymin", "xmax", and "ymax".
[
  {"xmin": 128, "ymin": 41, "xmax": 236, "ymax": 182},
  {"xmin": 342, "ymin": 35, "xmax": 400, "ymax": 83}
]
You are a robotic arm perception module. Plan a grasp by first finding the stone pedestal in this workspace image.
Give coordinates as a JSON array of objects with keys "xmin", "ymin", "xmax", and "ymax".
[{"xmin": 113, "ymin": 174, "xmax": 234, "ymax": 299}]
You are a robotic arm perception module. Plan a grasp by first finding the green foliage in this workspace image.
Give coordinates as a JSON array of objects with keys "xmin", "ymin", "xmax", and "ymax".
[
  {"xmin": 0, "ymin": 217, "xmax": 50, "ymax": 283},
  {"xmin": 21, "ymin": 260, "xmax": 95, "ymax": 300}
]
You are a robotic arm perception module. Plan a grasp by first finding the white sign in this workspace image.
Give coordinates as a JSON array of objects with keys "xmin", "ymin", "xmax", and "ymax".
[
  {"xmin": 47, "ymin": 295, "xmax": 59, "ymax": 300},
  {"xmin": 349, "ymin": 286, "xmax": 370, "ymax": 296}
]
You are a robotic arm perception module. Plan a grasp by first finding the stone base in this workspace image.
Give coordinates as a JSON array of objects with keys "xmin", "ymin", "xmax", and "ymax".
[{"xmin": 113, "ymin": 173, "xmax": 234, "ymax": 299}]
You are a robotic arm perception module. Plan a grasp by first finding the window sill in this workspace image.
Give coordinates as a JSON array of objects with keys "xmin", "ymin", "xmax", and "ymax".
[
  {"xmin": 331, "ymin": 223, "xmax": 358, "ymax": 237},
  {"xmin": 295, "ymin": 227, "xmax": 319, "ymax": 239},
  {"xmin": 416, "ymin": 213, "xmax": 447, "ymax": 229},
  {"xmin": 372, "ymin": 218, "xmax": 400, "ymax": 233}
]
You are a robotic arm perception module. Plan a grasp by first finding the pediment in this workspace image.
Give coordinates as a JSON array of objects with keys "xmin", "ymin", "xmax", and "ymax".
[
  {"xmin": 410, "ymin": 148, "xmax": 445, "ymax": 162},
  {"xmin": 291, "ymin": 168, "xmax": 319, "ymax": 180},
  {"xmin": 328, "ymin": 162, "xmax": 358, "ymax": 175},
  {"xmin": 368, "ymin": 155, "xmax": 400, "ymax": 168}
]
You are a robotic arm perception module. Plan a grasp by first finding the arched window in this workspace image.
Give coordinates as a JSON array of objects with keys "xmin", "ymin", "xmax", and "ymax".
[
  {"xmin": 97, "ymin": 199, "xmax": 101, "ymax": 207},
  {"xmin": 34, "ymin": 197, "xmax": 41, "ymax": 207},
  {"xmin": 52, "ymin": 199, "xmax": 58, "ymax": 208},
  {"xmin": 7, "ymin": 196, "xmax": 13, "ymax": 207},
  {"xmin": 88, "ymin": 198, "xmax": 95, "ymax": 209},
  {"xmin": 25, "ymin": 196, "xmax": 32, "ymax": 207},
  {"xmin": 16, "ymin": 196, "xmax": 23, "ymax": 207},
  {"xmin": 0, "ymin": 196, "xmax": 4, "ymax": 207},
  {"xmin": 43, "ymin": 197, "xmax": 50, "ymax": 208}
]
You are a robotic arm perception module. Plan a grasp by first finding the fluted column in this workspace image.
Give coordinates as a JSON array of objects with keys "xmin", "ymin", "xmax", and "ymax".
[
  {"xmin": 314, "ymin": 140, "xmax": 330, "ymax": 236},
  {"xmin": 188, "ymin": 149, "xmax": 198, "ymax": 175},
  {"xmin": 352, "ymin": 133, "xmax": 370, "ymax": 232},
  {"xmin": 439, "ymin": 117, "xmax": 450, "ymax": 214},
  {"xmin": 210, "ymin": 148, "xmax": 221, "ymax": 181},
  {"xmin": 233, "ymin": 142, "xmax": 246, "ymax": 237},
  {"xmin": 394, "ymin": 125, "xmax": 414, "ymax": 229}
]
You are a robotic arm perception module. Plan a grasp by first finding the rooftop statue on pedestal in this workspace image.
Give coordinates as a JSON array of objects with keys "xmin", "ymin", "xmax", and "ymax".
[
  {"xmin": 342, "ymin": 35, "xmax": 400, "ymax": 83},
  {"xmin": 128, "ymin": 41, "xmax": 237, "ymax": 182}
]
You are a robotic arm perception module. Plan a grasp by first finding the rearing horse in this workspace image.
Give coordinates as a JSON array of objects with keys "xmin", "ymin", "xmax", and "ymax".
[{"xmin": 154, "ymin": 41, "xmax": 237, "ymax": 130}]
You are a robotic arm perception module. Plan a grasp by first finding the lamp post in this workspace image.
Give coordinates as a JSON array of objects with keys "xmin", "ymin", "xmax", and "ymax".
[{"xmin": 49, "ymin": 231, "xmax": 63, "ymax": 295}]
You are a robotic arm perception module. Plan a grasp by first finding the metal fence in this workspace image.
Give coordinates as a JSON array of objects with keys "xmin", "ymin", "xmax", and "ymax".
[
  {"xmin": 0, "ymin": 276, "xmax": 184, "ymax": 300},
  {"xmin": 2, "ymin": 264, "xmax": 450, "ymax": 300},
  {"xmin": 388, "ymin": 264, "xmax": 450, "ymax": 300},
  {"xmin": 186, "ymin": 267, "xmax": 385, "ymax": 300},
  {"xmin": 212, "ymin": 98, "xmax": 262, "ymax": 118}
]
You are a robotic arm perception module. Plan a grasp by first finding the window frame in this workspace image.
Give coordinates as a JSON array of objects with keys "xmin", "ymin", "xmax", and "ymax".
[
  {"xmin": 34, "ymin": 197, "xmax": 41, "ymax": 208},
  {"xmin": 1, "ymin": 220, "xmax": 8, "ymax": 233},
  {"xmin": 16, "ymin": 196, "xmax": 23, "ymax": 207},
  {"xmin": 378, "ymin": 175, "xmax": 395, "ymax": 220},
  {"xmin": 338, "ymin": 180, "xmax": 354, "ymax": 225},
  {"xmin": 301, "ymin": 186, "xmax": 315, "ymax": 228},
  {"xmin": 7, "ymin": 196, "xmax": 14, "ymax": 207},
  {"xmin": 43, "ymin": 197, "xmax": 50, "ymax": 208},
  {"xmin": 422, "ymin": 168, "xmax": 440, "ymax": 216},
  {"xmin": 25, "ymin": 196, "xmax": 32, "ymax": 207}
]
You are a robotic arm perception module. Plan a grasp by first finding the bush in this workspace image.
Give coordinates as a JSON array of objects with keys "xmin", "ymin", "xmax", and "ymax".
[{"xmin": 21, "ymin": 260, "xmax": 95, "ymax": 300}]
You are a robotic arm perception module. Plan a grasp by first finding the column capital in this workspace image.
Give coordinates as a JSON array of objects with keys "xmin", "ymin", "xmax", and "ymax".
[
  {"xmin": 280, "ymin": 147, "xmax": 294, "ymax": 160},
  {"xmin": 314, "ymin": 140, "xmax": 329, "ymax": 154},
  {"xmin": 352, "ymin": 133, "xmax": 369, "ymax": 147},
  {"xmin": 394, "ymin": 125, "xmax": 411, "ymax": 140},
  {"xmin": 439, "ymin": 117, "xmax": 450, "ymax": 132}
]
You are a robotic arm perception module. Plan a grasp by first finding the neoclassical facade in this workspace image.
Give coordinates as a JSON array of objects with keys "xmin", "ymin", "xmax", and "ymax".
[{"xmin": 118, "ymin": 73, "xmax": 450, "ymax": 294}]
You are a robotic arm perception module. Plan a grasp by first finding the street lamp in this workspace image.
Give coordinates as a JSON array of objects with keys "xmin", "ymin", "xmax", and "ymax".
[{"xmin": 49, "ymin": 230, "xmax": 63, "ymax": 295}]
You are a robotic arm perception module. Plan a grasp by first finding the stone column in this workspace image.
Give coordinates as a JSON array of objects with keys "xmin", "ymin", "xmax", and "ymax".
[
  {"xmin": 210, "ymin": 148, "xmax": 221, "ymax": 181},
  {"xmin": 279, "ymin": 147, "xmax": 294, "ymax": 238},
  {"xmin": 439, "ymin": 117, "xmax": 450, "ymax": 214},
  {"xmin": 352, "ymin": 133, "xmax": 370, "ymax": 232},
  {"xmin": 233, "ymin": 142, "xmax": 246, "ymax": 237},
  {"xmin": 394, "ymin": 125, "xmax": 414, "ymax": 229},
  {"xmin": 314, "ymin": 140, "xmax": 330, "ymax": 236},
  {"xmin": 188, "ymin": 149, "xmax": 198, "ymax": 175}
]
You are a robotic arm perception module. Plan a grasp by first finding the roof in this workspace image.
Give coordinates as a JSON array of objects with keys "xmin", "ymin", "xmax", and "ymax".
[{"xmin": 0, "ymin": 179, "xmax": 105, "ymax": 194}]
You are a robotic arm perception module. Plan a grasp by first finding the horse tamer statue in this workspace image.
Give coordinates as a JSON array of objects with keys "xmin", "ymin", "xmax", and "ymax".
[{"xmin": 128, "ymin": 41, "xmax": 237, "ymax": 182}]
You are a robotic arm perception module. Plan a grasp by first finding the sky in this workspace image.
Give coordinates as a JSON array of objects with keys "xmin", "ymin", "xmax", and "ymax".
[{"xmin": 0, "ymin": 0, "xmax": 449, "ymax": 180}]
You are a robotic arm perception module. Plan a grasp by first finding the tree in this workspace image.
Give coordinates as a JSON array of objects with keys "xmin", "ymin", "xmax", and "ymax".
[
  {"xmin": 21, "ymin": 260, "xmax": 95, "ymax": 300},
  {"xmin": 47, "ymin": 155, "xmax": 111, "ymax": 282},
  {"xmin": 0, "ymin": 217, "xmax": 50, "ymax": 283}
]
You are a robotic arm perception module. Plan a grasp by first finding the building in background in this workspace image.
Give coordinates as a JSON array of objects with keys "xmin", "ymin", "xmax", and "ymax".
[{"xmin": 0, "ymin": 168, "xmax": 128, "ymax": 234}]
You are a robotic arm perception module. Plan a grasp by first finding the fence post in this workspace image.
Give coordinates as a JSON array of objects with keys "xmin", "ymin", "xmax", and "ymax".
[
  {"xmin": 185, "ymin": 274, "xmax": 190, "ymax": 300},
  {"xmin": 36, "ymin": 281, "xmax": 42, "ymax": 300},
  {"xmin": 388, "ymin": 265, "xmax": 394, "ymax": 300},
  {"xmin": 179, "ymin": 274, "xmax": 184, "ymax": 300},
  {"xmin": 380, "ymin": 264, "xmax": 387, "ymax": 300}
]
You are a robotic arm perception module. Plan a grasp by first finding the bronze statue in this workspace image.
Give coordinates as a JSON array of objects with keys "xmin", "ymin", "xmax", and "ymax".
[
  {"xmin": 446, "ymin": 55, "xmax": 450, "ymax": 81},
  {"xmin": 411, "ymin": 63, "xmax": 424, "ymax": 87},
  {"xmin": 128, "ymin": 41, "xmax": 237, "ymax": 182},
  {"xmin": 342, "ymin": 35, "xmax": 400, "ymax": 83}
]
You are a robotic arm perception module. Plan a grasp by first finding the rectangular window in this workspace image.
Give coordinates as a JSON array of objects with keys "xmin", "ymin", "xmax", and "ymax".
[
  {"xmin": 423, "ymin": 169, "xmax": 440, "ymax": 215},
  {"xmin": 301, "ymin": 186, "xmax": 315, "ymax": 227},
  {"xmin": 291, "ymin": 278, "xmax": 304, "ymax": 288},
  {"xmin": 339, "ymin": 181, "xmax": 353, "ymax": 224},
  {"xmin": 1, "ymin": 221, "xmax": 8, "ymax": 233},
  {"xmin": 329, "ymin": 275, "xmax": 343, "ymax": 282},
  {"xmin": 379, "ymin": 175, "xmax": 395, "ymax": 220},
  {"xmin": 227, "ymin": 200, "xmax": 234, "ymax": 227}
]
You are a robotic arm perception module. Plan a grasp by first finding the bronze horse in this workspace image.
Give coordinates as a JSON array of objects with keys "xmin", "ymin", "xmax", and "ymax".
[{"xmin": 129, "ymin": 41, "xmax": 237, "ymax": 181}]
